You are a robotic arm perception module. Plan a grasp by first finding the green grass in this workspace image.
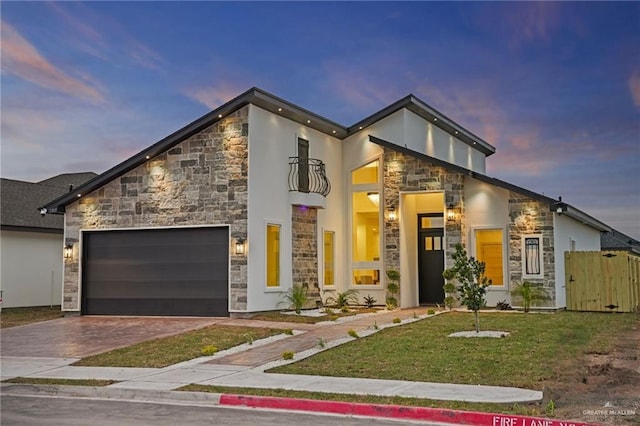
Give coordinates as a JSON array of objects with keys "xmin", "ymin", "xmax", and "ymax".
[
  {"xmin": 3, "ymin": 377, "xmax": 117, "ymax": 387},
  {"xmin": 73, "ymin": 325, "xmax": 283, "ymax": 368},
  {"xmin": 250, "ymin": 308, "xmax": 380, "ymax": 324},
  {"xmin": 0, "ymin": 306, "xmax": 63, "ymax": 329},
  {"xmin": 178, "ymin": 384, "xmax": 544, "ymax": 417},
  {"xmin": 268, "ymin": 311, "xmax": 637, "ymax": 389}
]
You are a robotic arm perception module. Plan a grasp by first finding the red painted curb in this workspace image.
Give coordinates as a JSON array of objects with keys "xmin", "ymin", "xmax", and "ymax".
[{"xmin": 219, "ymin": 394, "xmax": 598, "ymax": 426}]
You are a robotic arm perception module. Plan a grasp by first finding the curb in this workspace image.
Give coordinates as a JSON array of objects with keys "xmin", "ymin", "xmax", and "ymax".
[
  {"xmin": 1, "ymin": 383, "xmax": 597, "ymax": 426},
  {"xmin": 219, "ymin": 394, "xmax": 599, "ymax": 426}
]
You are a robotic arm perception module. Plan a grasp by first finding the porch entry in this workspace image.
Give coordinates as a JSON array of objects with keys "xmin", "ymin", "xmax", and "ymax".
[{"xmin": 418, "ymin": 213, "xmax": 445, "ymax": 304}]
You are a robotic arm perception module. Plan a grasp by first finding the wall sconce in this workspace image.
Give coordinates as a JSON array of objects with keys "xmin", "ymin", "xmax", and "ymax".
[
  {"xmin": 235, "ymin": 238, "xmax": 246, "ymax": 256},
  {"xmin": 63, "ymin": 244, "xmax": 73, "ymax": 259},
  {"xmin": 387, "ymin": 206, "xmax": 397, "ymax": 221},
  {"xmin": 446, "ymin": 203, "xmax": 460, "ymax": 225}
]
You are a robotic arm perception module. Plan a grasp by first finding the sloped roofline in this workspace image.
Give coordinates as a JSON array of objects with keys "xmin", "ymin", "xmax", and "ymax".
[
  {"xmin": 41, "ymin": 87, "xmax": 496, "ymax": 213},
  {"xmin": 369, "ymin": 135, "xmax": 611, "ymax": 233}
]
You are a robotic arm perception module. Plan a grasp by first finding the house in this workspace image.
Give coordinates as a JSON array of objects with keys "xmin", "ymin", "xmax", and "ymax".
[
  {"xmin": 41, "ymin": 88, "xmax": 611, "ymax": 317},
  {"xmin": 601, "ymin": 229, "xmax": 640, "ymax": 256},
  {"xmin": 1, "ymin": 172, "xmax": 97, "ymax": 308}
]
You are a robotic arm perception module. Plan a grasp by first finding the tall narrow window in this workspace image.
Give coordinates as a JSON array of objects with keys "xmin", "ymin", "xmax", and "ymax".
[
  {"xmin": 350, "ymin": 159, "xmax": 381, "ymax": 286},
  {"xmin": 266, "ymin": 224, "xmax": 280, "ymax": 287},
  {"xmin": 324, "ymin": 231, "xmax": 335, "ymax": 286},
  {"xmin": 298, "ymin": 138, "xmax": 309, "ymax": 193},
  {"xmin": 475, "ymin": 229, "xmax": 504, "ymax": 286},
  {"xmin": 522, "ymin": 235, "xmax": 543, "ymax": 278}
]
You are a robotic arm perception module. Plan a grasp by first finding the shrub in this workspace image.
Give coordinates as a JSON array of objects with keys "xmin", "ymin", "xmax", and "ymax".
[
  {"xmin": 363, "ymin": 294, "xmax": 377, "ymax": 308},
  {"xmin": 386, "ymin": 270, "xmax": 400, "ymax": 309},
  {"xmin": 282, "ymin": 351, "xmax": 295, "ymax": 360},
  {"xmin": 496, "ymin": 300, "xmax": 512, "ymax": 311},
  {"xmin": 385, "ymin": 297, "xmax": 398, "ymax": 310},
  {"xmin": 283, "ymin": 329, "xmax": 294, "ymax": 335},
  {"xmin": 511, "ymin": 281, "xmax": 549, "ymax": 313},
  {"xmin": 427, "ymin": 309, "xmax": 435, "ymax": 315},
  {"xmin": 347, "ymin": 329, "xmax": 359, "ymax": 338},
  {"xmin": 317, "ymin": 338, "xmax": 327, "ymax": 348},
  {"xmin": 392, "ymin": 317, "xmax": 401, "ymax": 324},
  {"xmin": 201, "ymin": 345, "xmax": 218, "ymax": 356},
  {"xmin": 442, "ymin": 243, "xmax": 491, "ymax": 332},
  {"xmin": 325, "ymin": 290, "xmax": 359, "ymax": 308},
  {"xmin": 279, "ymin": 283, "xmax": 309, "ymax": 314}
]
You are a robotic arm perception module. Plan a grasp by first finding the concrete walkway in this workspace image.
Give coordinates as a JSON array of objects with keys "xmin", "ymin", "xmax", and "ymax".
[{"xmin": 0, "ymin": 308, "xmax": 543, "ymax": 404}]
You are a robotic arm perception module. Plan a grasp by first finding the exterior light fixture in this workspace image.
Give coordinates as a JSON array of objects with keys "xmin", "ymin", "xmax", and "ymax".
[
  {"xmin": 146, "ymin": 155, "xmax": 150, "ymax": 159},
  {"xmin": 447, "ymin": 203, "xmax": 460, "ymax": 225},
  {"xmin": 235, "ymin": 238, "xmax": 246, "ymax": 256},
  {"xmin": 77, "ymin": 194, "xmax": 81, "ymax": 198},
  {"xmin": 434, "ymin": 118, "xmax": 438, "ymax": 122},
  {"xmin": 387, "ymin": 206, "xmax": 397, "ymax": 221},
  {"xmin": 64, "ymin": 244, "xmax": 73, "ymax": 259},
  {"xmin": 218, "ymin": 114, "xmax": 222, "ymax": 118},
  {"xmin": 278, "ymin": 108, "xmax": 282, "ymax": 112},
  {"xmin": 307, "ymin": 119, "xmax": 311, "ymax": 124}
]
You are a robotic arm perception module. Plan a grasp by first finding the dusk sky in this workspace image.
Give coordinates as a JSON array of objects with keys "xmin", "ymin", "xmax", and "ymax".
[{"xmin": 1, "ymin": 2, "xmax": 639, "ymax": 238}]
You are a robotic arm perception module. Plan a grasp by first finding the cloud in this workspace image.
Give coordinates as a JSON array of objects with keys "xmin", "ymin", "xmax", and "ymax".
[
  {"xmin": 629, "ymin": 70, "xmax": 640, "ymax": 107},
  {"xmin": 0, "ymin": 20, "xmax": 104, "ymax": 103},
  {"xmin": 184, "ymin": 82, "xmax": 246, "ymax": 110}
]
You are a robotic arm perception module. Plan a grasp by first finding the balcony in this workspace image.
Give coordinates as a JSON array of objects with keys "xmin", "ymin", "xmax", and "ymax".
[{"xmin": 288, "ymin": 157, "xmax": 331, "ymax": 208}]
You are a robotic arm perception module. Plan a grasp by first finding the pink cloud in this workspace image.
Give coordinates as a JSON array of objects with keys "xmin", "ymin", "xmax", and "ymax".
[
  {"xmin": 629, "ymin": 70, "xmax": 640, "ymax": 107},
  {"xmin": 0, "ymin": 21, "xmax": 104, "ymax": 103},
  {"xmin": 184, "ymin": 83, "xmax": 245, "ymax": 109}
]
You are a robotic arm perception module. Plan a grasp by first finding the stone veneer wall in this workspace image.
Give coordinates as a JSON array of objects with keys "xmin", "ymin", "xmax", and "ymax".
[
  {"xmin": 291, "ymin": 206, "xmax": 319, "ymax": 298},
  {"xmin": 63, "ymin": 108, "xmax": 249, "ymax": 312},
  {"xmin": 508, "ymin": 192, "xmax": 555, "ymax": 306},
  {"xmin": 383, "ymin": 148, "xmax": 464, "ymax": 302}
]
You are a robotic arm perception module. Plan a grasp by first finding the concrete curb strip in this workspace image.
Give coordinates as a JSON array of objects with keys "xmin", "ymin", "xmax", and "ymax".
[{"xmin": 1, "ymin": 384, "xmax": 598, "ymax": 426}]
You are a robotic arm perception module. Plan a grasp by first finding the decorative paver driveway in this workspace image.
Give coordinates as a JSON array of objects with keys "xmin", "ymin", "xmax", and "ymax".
[{"xmin": 0, "ymin": 316, "xmax": 226, "ymax": 358}]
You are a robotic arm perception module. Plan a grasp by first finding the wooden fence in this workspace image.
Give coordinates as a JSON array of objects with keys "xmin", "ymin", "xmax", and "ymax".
[{"xmin": 565, "ymin": 251, "xmax": 640, "ymax": 313}]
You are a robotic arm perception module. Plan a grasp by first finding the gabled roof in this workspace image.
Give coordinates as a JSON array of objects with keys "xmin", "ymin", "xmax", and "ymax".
[
  {"xmin": 41, "ymin": 87, "xmax": 495, "ymax": 214},
  {"xmin": 369, "ymin": 135, "xmax": 611, "ymax": 233},
  {"xmin": 601, "ymin": 229, "xmax": 640, "ymax": 255},
  {"xmin": 2, "ymin": 172, "xmax": 97, "ymax": 232}
]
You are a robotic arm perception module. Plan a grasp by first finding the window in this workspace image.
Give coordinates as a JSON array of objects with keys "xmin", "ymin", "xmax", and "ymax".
[
  {"xmin": 522, "ymin": 234, "xmax": 543, "ymax": 279},
  {"xmin": 475, "ymin": 229, "xmax": 504, "ymax": 286},
  {"xmin": 351, "ymin": 159, "xmax": 379, "ymax": 185},
  {"xmin": 350, "ymin": 159, "xmax": 382, "ymax": 286},
  {"xmin": 266, "ymin": 224, "xmax": 280, "ymax": 287},
  {"xmin": 352, "ymin": 192, "xmax": 380, "ymax": 262},
  {"xmin": 298, "ymin": 138, "xmax": 309, "ymax": 193},
  {"xmin": 324, "ymin": 231, "xmax": 335, "ymax": 286}
]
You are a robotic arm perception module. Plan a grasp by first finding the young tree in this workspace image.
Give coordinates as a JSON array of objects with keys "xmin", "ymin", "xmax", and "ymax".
[{"xmin": 442, "ymin": 244, "xmax": 491, "ymax": 332}]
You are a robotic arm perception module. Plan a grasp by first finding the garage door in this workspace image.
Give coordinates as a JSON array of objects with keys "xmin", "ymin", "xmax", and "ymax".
[{"xmin": 81, "ymin": 227, "xmax": 229, "ymax": 316}]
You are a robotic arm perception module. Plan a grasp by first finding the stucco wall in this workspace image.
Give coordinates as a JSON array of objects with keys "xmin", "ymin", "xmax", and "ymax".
[
  {"xmin": 464, "ymin": 178, "xmax": 511, "ymax": 306},
  {"xmin": 247, "ymin": 105, "xmax": 343, "ymax": 311},
  {"xmin": 62, "ymin": 108, "xmax": 249, "ymax": 312},
  {"xmin": 0, "ymin": 230, "xmax": 63, "ymax": 308}
]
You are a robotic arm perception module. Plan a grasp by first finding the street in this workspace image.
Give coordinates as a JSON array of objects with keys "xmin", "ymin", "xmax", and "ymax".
[{"xmin": 1, "ymin": 395, "xmax": 442, "ymax": 426}]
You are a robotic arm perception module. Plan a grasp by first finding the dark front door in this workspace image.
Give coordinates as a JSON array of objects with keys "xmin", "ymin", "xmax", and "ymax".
[
  {"xmin": 81, "ymin": 227, "xmax": 229, "ymax": 316},
  {"xmin": 418, "ymin": 215, "xmax": 445, "ymax": 305}
]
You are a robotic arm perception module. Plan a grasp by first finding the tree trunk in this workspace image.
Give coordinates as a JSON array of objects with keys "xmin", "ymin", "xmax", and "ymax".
[{"xmin": 474, "ymin": 310, "xmax": 480, "ymax": 333}]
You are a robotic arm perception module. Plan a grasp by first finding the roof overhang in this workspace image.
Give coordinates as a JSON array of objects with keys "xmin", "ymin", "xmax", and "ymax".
[{"xmin": 369, "ymin": 135, "xmax": 611, "ymax": 234}]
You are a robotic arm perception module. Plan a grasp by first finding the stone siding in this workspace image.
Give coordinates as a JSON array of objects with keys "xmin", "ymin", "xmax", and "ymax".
[
  {"xmin": 508, "ymin": 192, "xmax": 555, "ymax": 306},
  {"xmin": 63, "ymin": 108, "xmax": 249, "ymax": 312},
  {"xmin": 291, "ymin": 206, "xmax": 319, "ymax": 298},
  {"xmin": 383, "ymin": 148, "xmax": 464, "ymax": 301}
]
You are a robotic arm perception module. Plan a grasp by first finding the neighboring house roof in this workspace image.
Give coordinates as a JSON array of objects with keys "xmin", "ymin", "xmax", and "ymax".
[
  {"xmin": 41, "ymin": 87, "xmax": 496, "ymax": 213},
  {"xmin": 2, "ymin": 173, "xmax": 97, "ymax": 233},
  {"xmin": 369, "ymin": 135, "xmax": 611, "ymax": 233},
  {"xmin": 601, "ymin": 229, "xmax": 640, "ymax": 255}
]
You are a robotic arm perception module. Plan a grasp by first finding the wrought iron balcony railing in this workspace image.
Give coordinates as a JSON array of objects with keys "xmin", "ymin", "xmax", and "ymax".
[{"xmin": 288, "ymin": 157, "xmax": 331, "ymax": 197}]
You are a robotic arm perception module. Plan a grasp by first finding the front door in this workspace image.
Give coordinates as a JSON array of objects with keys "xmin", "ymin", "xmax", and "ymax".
[{"xmin": 418, "ymin": 214, "xmax": 445, "ymax": 304}]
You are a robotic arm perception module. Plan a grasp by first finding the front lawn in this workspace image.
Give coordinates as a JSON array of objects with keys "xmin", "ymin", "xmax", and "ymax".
[
  {"xmin": 0, "ymin": 306, "xmax": 63, "ymax": 329},
  {"xmin": 73, "ymin": 325, "xmax": 283, "ymax": 368},
  {"xmin": 268, "ymin": 311, "xmax": 637, "ymax": 390}
]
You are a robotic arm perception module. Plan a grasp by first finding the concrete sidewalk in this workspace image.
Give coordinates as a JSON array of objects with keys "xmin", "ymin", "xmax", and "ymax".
[{"xmin": 0, "ymin": 308, "xmax": 543, "ymax": 404}]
